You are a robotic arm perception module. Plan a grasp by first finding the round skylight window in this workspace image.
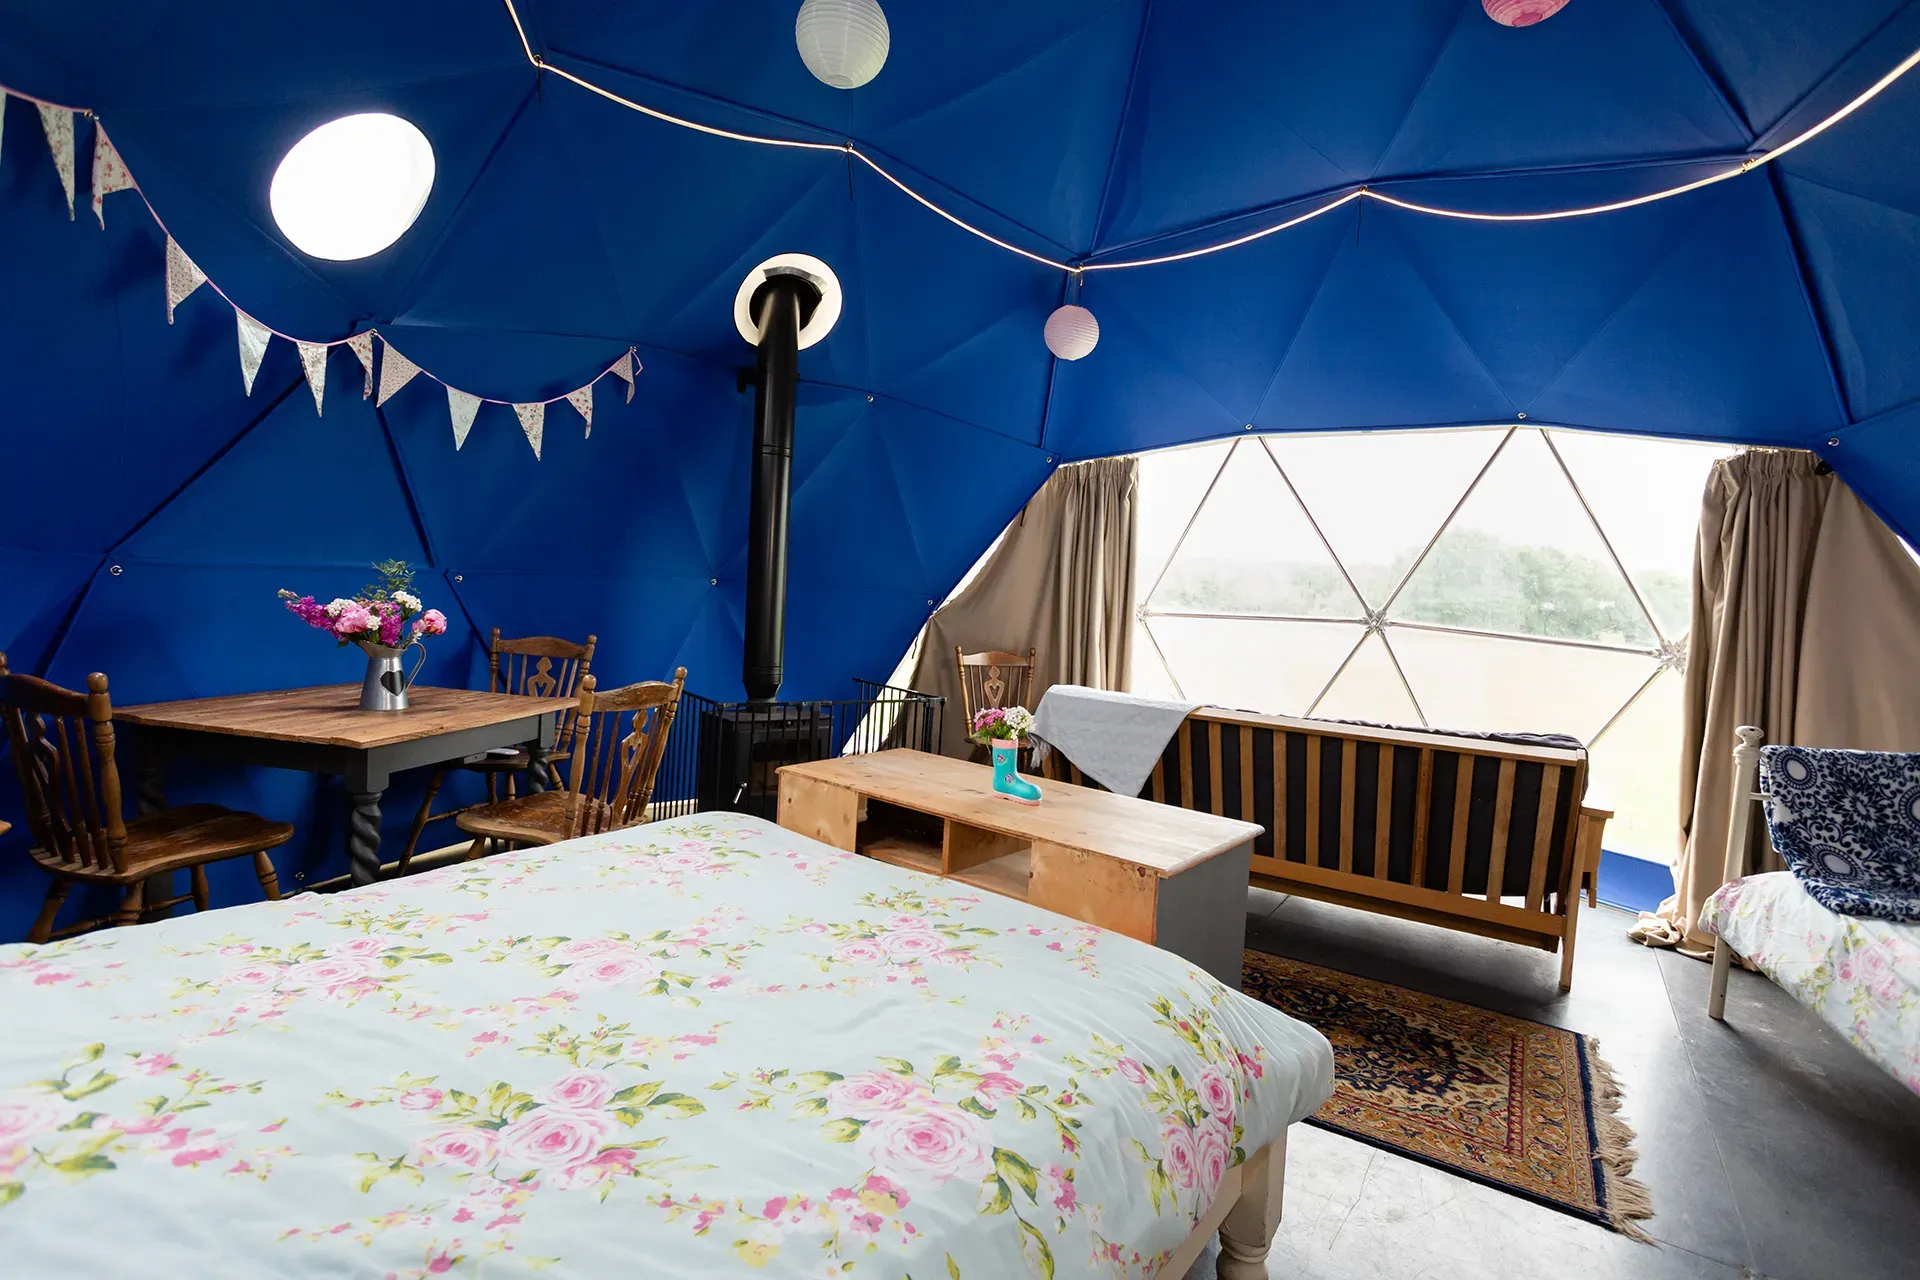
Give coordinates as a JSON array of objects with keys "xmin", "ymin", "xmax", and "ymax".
[{"xmin": 269, "ymin": 113, "xmax": 435, "ymax": 260}]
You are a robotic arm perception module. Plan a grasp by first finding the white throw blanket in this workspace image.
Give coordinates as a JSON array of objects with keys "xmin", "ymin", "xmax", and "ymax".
[{"xmin": 1031, "ymin": 684, "xmax": 1199, "ymax": 797}]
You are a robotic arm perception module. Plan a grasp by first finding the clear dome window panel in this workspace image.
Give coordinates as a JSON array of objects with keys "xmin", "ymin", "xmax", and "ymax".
[
  {"xmin": 1388, "ymin": 429, "xmax": 1658, "ymax": 647},
  {"xmin": 1137, "ymin": 440, "xmax": 1233, "ymax": 593},
  {"xmin": 1308, "ymin": 632, "xmax": 1423, "ymax": 727},
  {"xmin": 1546, "ymin": 429, "xmax": 1734, "ymax": 638},
  {"xmin": 1148, "ymin": 617, "xmax": 1365, "ymax": 716},
  {"xmin": 1129, "ymin": 618, "xmax": 1184, "ymax": 700},
  {"xmin": 1586, "ymin": 669, "xmax": 1685, "ymax": 864},
  {"xmin": 1146, "ymin": 439, "xmax": 1361, "ymax": 620},
  {"xmin": 1389, "ymin": 625, "xmax": 1660, "ymax": 741},
  {"xmin": 1266, "ymin": 428, "xmax": 1507, "ymax": 607}
]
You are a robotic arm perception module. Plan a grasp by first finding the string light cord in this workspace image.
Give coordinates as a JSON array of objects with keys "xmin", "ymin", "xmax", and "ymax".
[{"xmin": 501, "ymin": 0, "xmax": 1920, "ymax": 272}]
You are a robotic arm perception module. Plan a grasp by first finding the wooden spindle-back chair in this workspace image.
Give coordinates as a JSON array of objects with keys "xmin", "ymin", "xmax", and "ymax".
[
  {"xmin": 455, "ymin": 668, "xmax": 687, "ymax": 856},
  {"xmin": 955, "ymin": 647, "xmax": 1038, "ymax": 731},
  {"xmin": 398, "ymin": 629, "xmax": 596, "ymax": 871},
  {"xmin": 0, "ymin": 652, "xmax": 291, "ymax": 944}
]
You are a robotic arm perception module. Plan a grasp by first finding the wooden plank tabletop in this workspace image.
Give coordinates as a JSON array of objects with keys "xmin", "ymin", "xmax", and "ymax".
[
  {"xmin": 117, "ymin": 685, "xmax": 563, "ymax": 749},
  {"xmin": 781, "ymin": 749, "xmax": 1262, "ymax": 876}
]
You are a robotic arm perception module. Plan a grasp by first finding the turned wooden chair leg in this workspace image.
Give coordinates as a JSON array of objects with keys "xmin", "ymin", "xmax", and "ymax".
[
  {"xmin": 190, "ymin": 864, "xmax": 211, "ymax": 913},
  {"xmin": 463, "ymin": 835, "xmax": 490, "ymax": 861},
  {"xmin": 28, "ymin": 878, "xmax": 70, "ymax": 945},
  {"xmin": 397, "ymin": 769, "xmax": 446, "ymax": 874},
  {"xmin": 1219, "ymin": 1134, "xmax": 1286, "ymax": 1280},
  {"xmin": 113, "ymin": 881, "xmax": 146, "ymax": 929},
  {"xmin": 253, "ymin": 851, "xmax": 282, "ymax": 901}
]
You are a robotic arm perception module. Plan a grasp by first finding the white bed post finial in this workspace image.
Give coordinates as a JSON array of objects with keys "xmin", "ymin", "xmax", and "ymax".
[{"xmin": 1709, "ymin": 725, "xmax": 1765, "ymax": 1020}]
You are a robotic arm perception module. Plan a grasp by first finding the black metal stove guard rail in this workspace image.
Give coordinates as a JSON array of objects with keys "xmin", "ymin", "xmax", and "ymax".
[{"xmin": 651, "ymin": 680, "xmax": 944, "ymax": 823}]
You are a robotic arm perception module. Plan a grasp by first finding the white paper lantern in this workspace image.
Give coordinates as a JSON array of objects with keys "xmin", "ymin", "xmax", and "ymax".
[
  {"xmin": 1044, "ymin": 304, "xmax": 1100, "ymax": 361},
  {"xmin": 796, "ymin": 0, "xmax": 891, "ymax": 90},
  {"xmin": 1483, "ymin": 0, "xmax": 1570, "ymax": 27}
]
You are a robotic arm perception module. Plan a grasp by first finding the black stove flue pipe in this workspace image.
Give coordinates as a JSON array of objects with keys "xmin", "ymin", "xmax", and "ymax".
[{"xmin": 741, "ymin": 272, "xmax": 821, "ymax": 703}]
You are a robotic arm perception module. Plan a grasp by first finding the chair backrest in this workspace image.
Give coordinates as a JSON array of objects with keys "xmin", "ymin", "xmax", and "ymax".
[
  {"xmin": 0, "ymin": 652, "xmax": 128, "ymax": 874},
  {"xmin": 565, "ymin": 668, "xmax": 688, "ymax": 838},
  {"xmin": 489, "ymin": 629, "xmax": 597, "ymax": 754},
  {"xmin": 955, "ymin": 647, "xmax": 1037, "ymax": 728}
]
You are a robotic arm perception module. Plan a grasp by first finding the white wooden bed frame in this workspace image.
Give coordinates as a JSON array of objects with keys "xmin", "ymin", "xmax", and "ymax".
[
  {"xmin": 1164, "ymin": 1134, "xmax": 1288, "ymax": 1279},
  {"xmin": 1706, "ymin": 726, "xmax": 1766, "ymax": 1019}
]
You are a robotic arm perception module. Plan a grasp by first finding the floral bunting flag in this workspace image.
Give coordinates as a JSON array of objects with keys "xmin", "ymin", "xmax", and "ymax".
[
  {"xmin": 447, "ymin": 387, "xmax": 481, "ymax": 450},
  {"xmin": 347, "ymin": 331, "xmax": 376, "ymax": 398},
  {"xmin": 297, "ymin": 341, "xmax": 328, "ymax": 415},
  {"xmin": 376, "ymin": 337, "xmax": 421, "ymax": 407},
  {"xmin": 236, "ymin": 310, "xmax": 272, "ymax": 395},
  {"xmin": 35, "ymin": 103, "xmax": 73, "ymax": 219},
  {"xmin": 90, "ymin": 124, "xmax": 133, "ymax": 227},
  {"xmin": 613, "ymin": 349, "xmax": 637, "ymax": 403},
  {"xmin": 513, "ymin": 402, "xmax": 544, "ymax": 459},
  {"xmin": 567, "ymin": 385, "xmax": 593, "ymax": 438},
  {"xmin": 165, "ymin": 236, "xmax": 206, "ymax": 323}
]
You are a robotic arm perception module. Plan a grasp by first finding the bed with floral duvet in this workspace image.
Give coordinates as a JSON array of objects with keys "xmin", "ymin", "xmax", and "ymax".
[{"xmin": 0, "ymin": 812, "xmax": 1333, "ymax": 1277}]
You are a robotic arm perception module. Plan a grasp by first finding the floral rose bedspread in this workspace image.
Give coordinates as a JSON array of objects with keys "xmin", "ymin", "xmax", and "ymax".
[
  {"xmin": 1702, "ymin": 870, "xmax": 1920, "ymax": 1095},
  {"xmin": 0, "ymin": 812, "xmax": 1333, "ymax": 1277}
]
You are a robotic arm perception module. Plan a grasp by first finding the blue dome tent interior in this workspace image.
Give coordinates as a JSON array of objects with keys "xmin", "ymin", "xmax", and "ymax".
[
  {"xmin": 4, "ymin": 3, "xmax": 1920, "ymax": 1276},
  {"xmin": 5, "ymin": 0, "xmax": 1920, "ymax": 932}
]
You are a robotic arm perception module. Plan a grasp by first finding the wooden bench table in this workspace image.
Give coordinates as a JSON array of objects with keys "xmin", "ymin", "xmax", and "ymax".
[
  {"xmin": 777, "ymin": 749, "xmax": 1262, "ymax": 985},
  {"xmin": 118, "ymin": 685, "xmax": 563, "ymax": 888}
]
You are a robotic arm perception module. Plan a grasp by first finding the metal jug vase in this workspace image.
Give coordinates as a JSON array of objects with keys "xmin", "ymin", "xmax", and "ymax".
[{"xmin": 356, "ymin": 639, "xmax": 428, "ymax": 711}]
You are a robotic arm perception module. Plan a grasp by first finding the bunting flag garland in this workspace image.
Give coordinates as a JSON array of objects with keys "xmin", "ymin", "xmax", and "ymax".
[
  {"xmin": 567, "ymin": 385, "xmax": 593, "ymax": 438},
  {"xmin": 448, "ymin": 388, "xmax": 482, "ymax": 450},
  {"xmin": 90, "ymin": 125, "xmax": 133, "ymax": 227},
  {"xmin": 297, "ymin": 341, "xmax": 328, "ymax": 414},
  {"xmin": 35, "ymin": 103, "xmax": 73, "ymax": 219},
  {"xmin": 375, "ymin": 337, "xmax": 421, "ymax": 407},
  {"xmin": 0, "ymin": 81, "xmax": 642, "ymax": 455},
  {"xmin": 514, "ymin": 402, "xmax": 544, "ymax": 459},
  {"xmin": 165, "ymin": 236, "xmax": 206, "ymax": 323},
  {"xmin": 236, "ymin": 310, "xmax": 272, "ymax": 395},
  {"xmin": 613, "ymin": 350, "xmax": 637, "ymax": 403},
  {"xmin": 347, "ymin": 331, "xmax": 376, "ymax": 398}
]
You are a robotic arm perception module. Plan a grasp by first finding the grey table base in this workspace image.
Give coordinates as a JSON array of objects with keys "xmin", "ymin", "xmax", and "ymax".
[{"xmin": 132, "ymin": 710, "xmax": 559, "ymax": 888}]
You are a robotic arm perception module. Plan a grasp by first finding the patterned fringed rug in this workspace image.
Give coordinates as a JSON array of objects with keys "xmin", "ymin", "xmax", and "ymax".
[{"xmin": 1241, "ymin": 951, "xmax": 1654, "ymax": 1240}]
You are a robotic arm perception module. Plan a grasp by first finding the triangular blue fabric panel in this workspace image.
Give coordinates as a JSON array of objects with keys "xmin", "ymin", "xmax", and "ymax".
[
  {"xmin": 1255, "ymin": 219, "xmax": 1519, "ymax": 430},
  {"xmin": 1096, "ymin": 1, "xmax": 1452, "ymax": 250},
  {"xmin": 1531, "ymin": 177, "xmax": 1843, "ymax": 441}
]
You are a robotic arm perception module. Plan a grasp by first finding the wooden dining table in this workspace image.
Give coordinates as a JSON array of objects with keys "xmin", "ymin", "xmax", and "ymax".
[{"xmin": 117, "ymin": 685, "xmax": 565, "ymax": 888}]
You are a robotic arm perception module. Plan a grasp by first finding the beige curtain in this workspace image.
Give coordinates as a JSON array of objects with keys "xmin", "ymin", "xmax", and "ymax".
[
  {"xmin": 907, "ymin": 457, "xmax": 1137, "ymax": 757},
  {"xmin": 1643, "ymin": 449, "xmax": 1920, "ymax": 951}
]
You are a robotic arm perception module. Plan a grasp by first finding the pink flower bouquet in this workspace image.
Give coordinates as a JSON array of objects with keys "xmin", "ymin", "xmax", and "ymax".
[
  {"xmin": 278, "ymin": 559, "xmax": 448, "ymax": 652},
  {"xmin": 970, "ymin": 705, "xmax": 1034, "ymax": 744}
]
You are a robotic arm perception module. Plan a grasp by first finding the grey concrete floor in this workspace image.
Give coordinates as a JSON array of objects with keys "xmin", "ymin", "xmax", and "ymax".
[{"xmin": 1183, "ymin": 889, "xmax": 1920, "ymax": 1280}]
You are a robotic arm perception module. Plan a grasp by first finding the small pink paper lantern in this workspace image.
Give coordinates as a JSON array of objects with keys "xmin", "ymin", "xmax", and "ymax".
[{"xmin": 1483, "ymin": 0, "xmax": 1569, "ymax": 27}]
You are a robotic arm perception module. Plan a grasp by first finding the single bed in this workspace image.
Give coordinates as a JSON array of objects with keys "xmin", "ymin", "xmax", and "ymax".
[
  {"xmin": 1700, "ymin": 726, "xmax": 1920, "ymax": 1098},
  {"xmin": 1701, "ymin": 870, "xmax": 1920, "ymax": 1095},
  {"xmin": 0, "ymin": 812, "xmax": 1333, "ymax": 1278}
]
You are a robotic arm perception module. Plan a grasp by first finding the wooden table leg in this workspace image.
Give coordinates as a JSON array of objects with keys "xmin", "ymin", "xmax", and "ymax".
[
  {"xmin": 138, "ymin": 753, "xmax": 167, "ymax": 815},
  {"xmin": 347, "ymin": 789, "xmax": 385, "ymax": 887},
  {"xmin": 138, "ymin": 744, "xmax": 180, "ymax": 918}
]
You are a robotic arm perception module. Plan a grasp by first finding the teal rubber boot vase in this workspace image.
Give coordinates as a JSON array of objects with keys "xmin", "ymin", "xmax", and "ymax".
[{"xmin": 991, "ymin": 740, "xmax": 1041, "ymax": 806}]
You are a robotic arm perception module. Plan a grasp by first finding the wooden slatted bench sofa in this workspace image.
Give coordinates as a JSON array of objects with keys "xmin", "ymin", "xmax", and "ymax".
[{"xmin": 1038, "ymin": 706, "xmax": 1611, "ymax": 990}]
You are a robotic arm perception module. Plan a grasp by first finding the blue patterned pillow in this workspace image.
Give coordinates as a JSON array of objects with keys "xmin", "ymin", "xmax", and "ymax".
[{"xmin": 1759, "ymin": 745, "xmax": 1920, "ymax": 921}]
